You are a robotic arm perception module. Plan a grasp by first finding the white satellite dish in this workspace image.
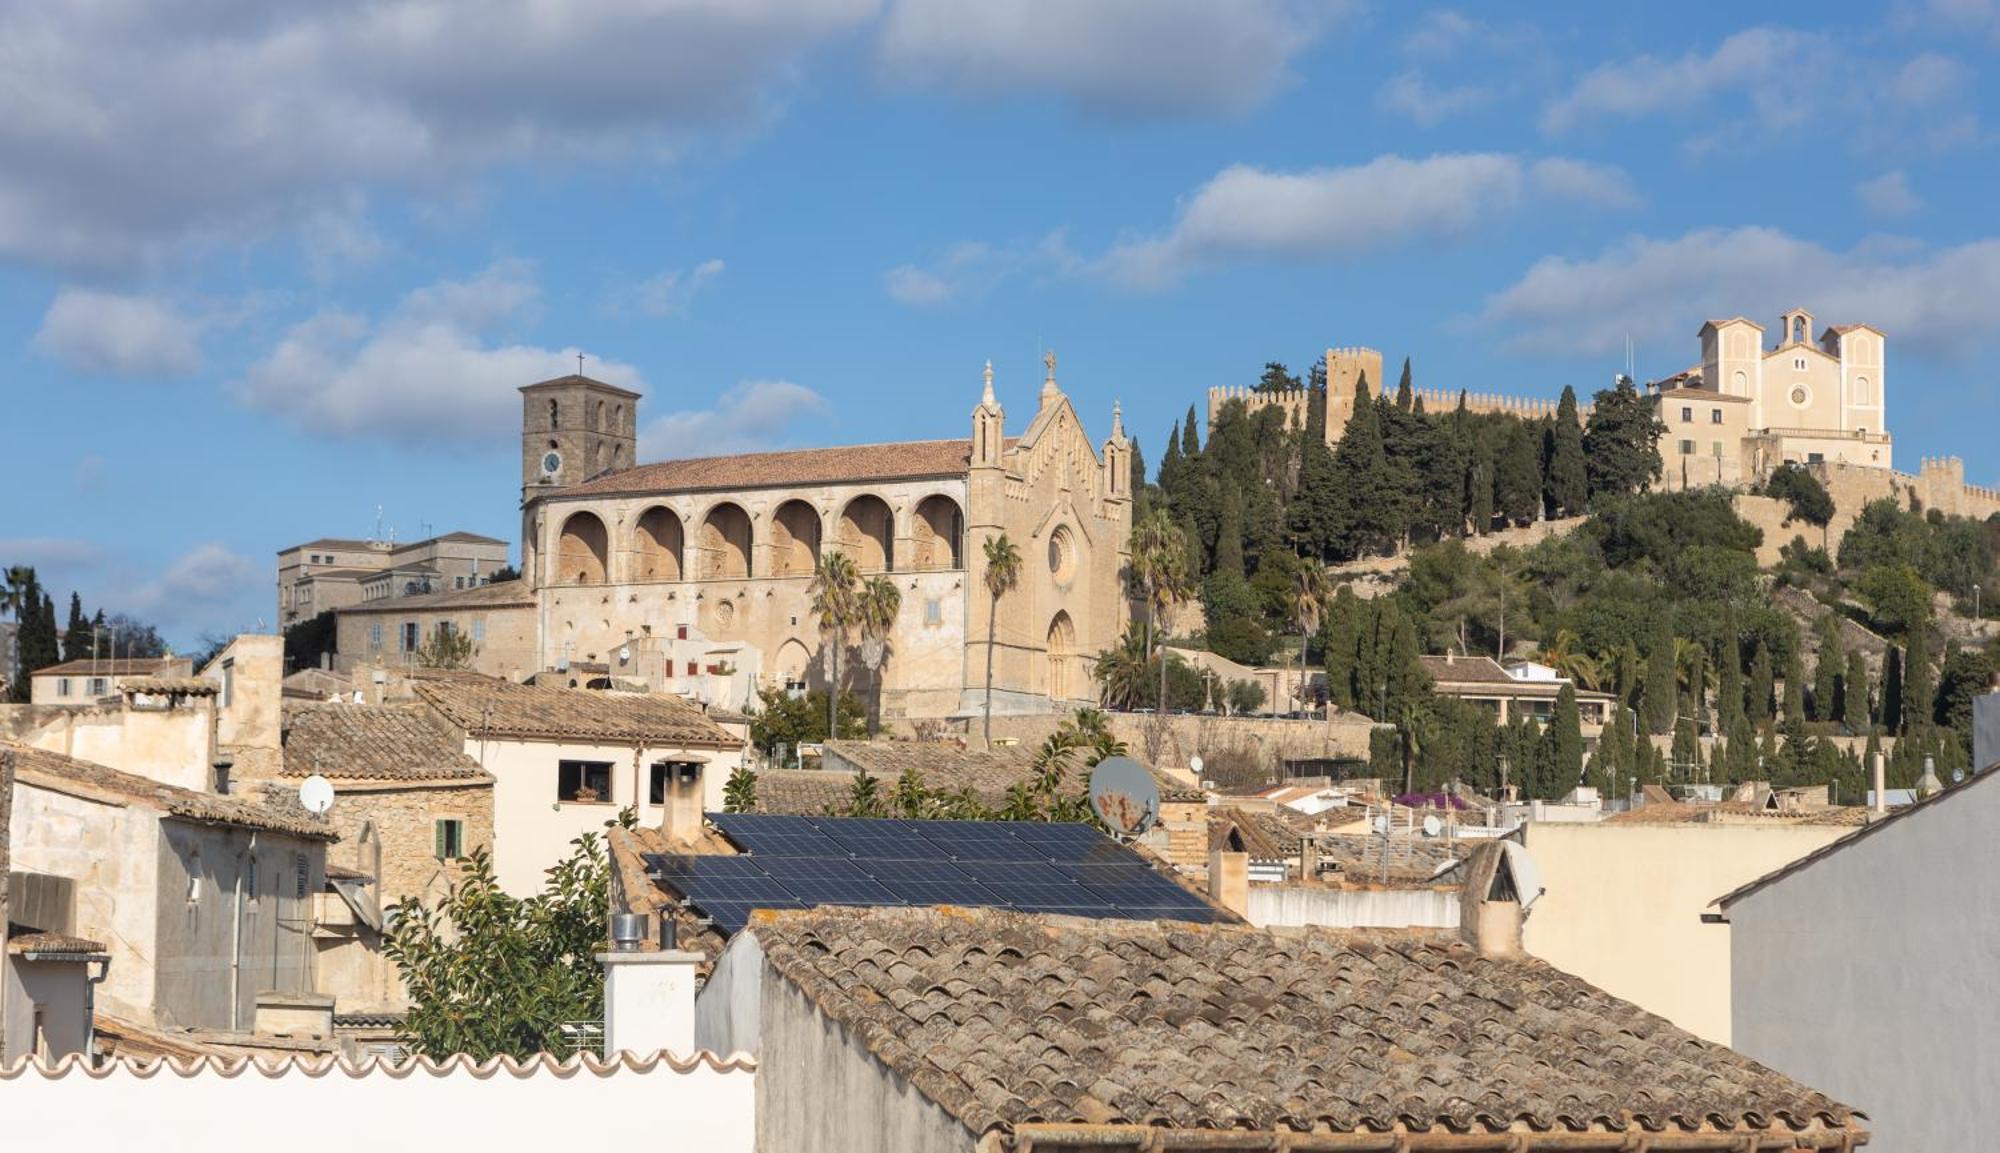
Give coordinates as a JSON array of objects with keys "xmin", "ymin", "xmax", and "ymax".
[
  {"xmin": 1421, "ymin": 814, "xmax": 1443, "ymax": 838},
  {"xmin": 299, "ymin": 774, "xmax": 336, "ymax": 817},
  {"xmin": 1089, "ymin": 756, "xmax": 1161, "ymax": 838},
  {"xmin": 1187, "ymin": 755, "xmax": 1204, "ymax": 776},
  {"xmin": 1371, "ymin": 814, "xmax": 1390, "ymax": 835}
]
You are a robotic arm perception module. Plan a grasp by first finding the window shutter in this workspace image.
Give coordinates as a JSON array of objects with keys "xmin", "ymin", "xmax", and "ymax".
[{"xmin": 434, "ymin": 820, "xmax": 445, "ymax": 859}]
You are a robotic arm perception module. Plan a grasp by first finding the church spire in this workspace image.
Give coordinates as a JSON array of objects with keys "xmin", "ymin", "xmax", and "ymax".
[
  {"xmin": 1110, "ymin": 398, "xmax": 1125, "ymax": 441},
  {"xmin": 981, "ymin": 359, "xmax": 996, "ymax": 408},
  {"xmin": 1040, "ymin": 348, "xmax": 1059, "ymax": 408}
]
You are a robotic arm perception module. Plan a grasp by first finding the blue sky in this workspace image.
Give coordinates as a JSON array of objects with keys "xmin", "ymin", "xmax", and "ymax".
[{"xmin": 3, "ymin": 0, "xmax": 1999, "ymax": 646}]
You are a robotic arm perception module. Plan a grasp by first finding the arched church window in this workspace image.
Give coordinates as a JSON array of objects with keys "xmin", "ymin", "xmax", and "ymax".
[{"xmin": 548, "ymin": 398, "xmax": 559, "ymax": 429}]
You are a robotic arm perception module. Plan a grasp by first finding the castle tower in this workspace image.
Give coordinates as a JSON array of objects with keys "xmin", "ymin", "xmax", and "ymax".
[{"xmin": 520, "ymin": 372, "xmax": 641, "ymax": 501}]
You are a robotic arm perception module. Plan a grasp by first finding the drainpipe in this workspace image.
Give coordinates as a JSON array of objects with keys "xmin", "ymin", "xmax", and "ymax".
[
  {"xmin": 230, "ymin": 832, "xmax": 258, "ymax": 1032},
  {"xmin": 83, "ymin": 956, "xmax": 111, "ymax": 1062}
]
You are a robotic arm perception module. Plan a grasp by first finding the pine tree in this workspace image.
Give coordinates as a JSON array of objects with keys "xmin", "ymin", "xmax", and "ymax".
[
  {"xmin": 1546, "ymin": 385, "xmax": 1588, "ymax": 517},
  {"xmin": 1550, "ymin": 683, "xmax": 1583, "ymax": 789},
  {"xmin": 1748, "ymin": 642, "xmax": 1775, "ymax": 727},
  {"xmin": 1843, "ymin": 648, "xmax": 1871, "ymax": 731},
  {"xmin": 1582, "ymin": 376, "xmax": 1665, "ymax": 502}
]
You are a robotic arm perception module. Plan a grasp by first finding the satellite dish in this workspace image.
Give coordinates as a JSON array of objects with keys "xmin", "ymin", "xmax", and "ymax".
[
  {"xmin": 299, "ymin": 774, "xmax": 336, "ymax": 817},
  {"xmin": 1953, "ymin": 768, "xmax": 1966, "ymax": 784},
  {"xmin": 1371, "ymin": 814, "xmax": 1390, "ymax": 835},
  {"xmin": 1422, "ymin": 814, "xmax": 1443, "ymax": 838},
  {"xmin": 1089, "ymin": 756, "xmax": 1161, "ymax": 838},
  {"xmin": 1187, "ymin": 755, "xmax": 1204, "ymax": 776}
]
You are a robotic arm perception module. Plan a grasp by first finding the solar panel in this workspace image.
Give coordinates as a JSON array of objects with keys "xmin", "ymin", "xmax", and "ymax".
[
  {"xmin": 667, "ymin": 814, "xmax": 1219, "ymax": 930},
  {"xmin": 706, "ymin": 812, "xmax": 846, "ymax": 857},
  {"xmin": 806, "ymin": 817, "xmax": 955, "ymax": 860}
]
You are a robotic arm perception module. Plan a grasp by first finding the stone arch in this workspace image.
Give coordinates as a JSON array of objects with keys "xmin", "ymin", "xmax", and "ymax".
[
  {"xmin": 837, "ymin": 494, "xmax": 895, "ymax": 573},
  {"xmin": 632, "ymin": 506, "xmax": 683, "ymax": 581},
  {"xmin": 774, "ymin": 638, "xmax": 812, "ymax": 691},
  {"xmin": 557, "ymin": 511, "xmax": 609, "ymax": 585},
  {"xmin": 771, "ymin": 499, "xmax": 822, "ymax": 577},
  {"xmin": 1046, "ymin": 612, "xmax": 1077, "ymax": 702},
  {"xmin": 911, "ymin": 494, "xmax": 964, "ymax": 570},
  {"xmin": 699, "ymin": 502, "xmax": 754, "ymax": 580}
]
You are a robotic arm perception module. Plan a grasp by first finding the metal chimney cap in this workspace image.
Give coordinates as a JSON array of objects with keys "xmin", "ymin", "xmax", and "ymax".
[{"xmin": 610, "ymin": 912, "xmax": 650, "ymax": 952}]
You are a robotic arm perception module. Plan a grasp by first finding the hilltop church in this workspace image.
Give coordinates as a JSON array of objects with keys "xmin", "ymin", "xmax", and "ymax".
[{"xmin": 513, "ymin": 354, "xmax": 1132, "ymax": 721}]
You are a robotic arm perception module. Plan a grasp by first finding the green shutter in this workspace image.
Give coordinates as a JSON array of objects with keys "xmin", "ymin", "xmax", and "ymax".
[{"xmin": 434, "ymin": 820, "xmax": 445, "ymax": 859}]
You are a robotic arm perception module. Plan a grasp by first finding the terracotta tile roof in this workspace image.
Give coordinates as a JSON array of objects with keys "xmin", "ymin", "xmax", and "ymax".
[
  {"xmin": 281, "ymin": 702, "xmax": 492, "ymax": 783},
  {"xmin": 1416, "ymin": 654, "xmax": 1516, "ymax": 685},
  {"xmin": 552, "ymin": 439, "xmax": 975, "ymax": 499},
  {"xmin": 31, "ymin": 657, "xmax": 188, "ymax": 678},
  {"xmin": 1311, "ymin": 832, "xmax": 1469, "ymax": 884},
  {"xmin": 122, "ymin": 675, "xmax": 217, "ymax": 696},
  {"xmin": 746, "ymin": 905, "xmax": 1862, "ymax": 1143},
  {"xmin": 1205, "ymin": 806, "xmax": 1295, "ymax": 860},
  {"xmin": 5, "ymin": 742, "xmax": 337, "ymax": 841},
  {"xmin": 413, "ymin": 677, "xmax": 739, "ymax": 748},
  {"xmin": 331, "ymin": 578, "xmax": 534, "ymax": 615},
  {"xmin": 752, "ymin": 768, "xmax": 859, "ymax": 815},
  {"xmin": 7, "ymin": 930, "xmax": 109, "ymax": 958}
]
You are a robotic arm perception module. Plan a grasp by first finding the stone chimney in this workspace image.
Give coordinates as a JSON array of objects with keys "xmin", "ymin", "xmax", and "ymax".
[
  {"xmin": 1207, "ymin": 849, "xmax": 1249, "ymax": 918},
  {"xmin": 1458, "ymin": 841, "xmax": 1523, "ymax": 958},
  {"xmin": 660, "ymin": 759, "xmax": 705, "ymax": 843},
  {"xmin": 1871, "ymin": 751, "xmax": 1887, "ymax": 815}
]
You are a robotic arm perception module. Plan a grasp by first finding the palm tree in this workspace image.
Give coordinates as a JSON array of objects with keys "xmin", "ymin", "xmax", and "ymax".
[
  {"xmin": 0, "ymin": 566, "xmax": 34, "ymax": 621},
  {"xmin": 1288, "ymin": 564, "xmax": 1333, "ymax": 708},
  {"xmin": 1542, "ymin": 629, "xmax": 1602, "ymax": 690},
  {"xmin": 1092, "ymin": 628, "xmax": 1149, "ymax": 711},
  {"xmin": 854, "ymin": 575, "xmax": 902, "ymax": 736},
  {"xmin": 981, "ymin": 533, "xmax": 1022, "ymax": 749},
  {"xmin": 808, "ymin": 551, "xmax": 861, "ymax": 740},
  {"xmin": 1125, "ymin": 513, "xmax": 1192, "ymax": 712}
]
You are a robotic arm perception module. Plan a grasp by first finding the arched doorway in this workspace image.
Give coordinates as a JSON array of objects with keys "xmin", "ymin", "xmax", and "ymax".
[
  {"xmin": 774, "ymin": 638, "xmax": 812, "ymax": 693},
  {"xmin": 1046, "ymin": 612, "xmax": 1076, "ymax": 703},
  {"xmin": 700, "ymin": 503, "xmax": 753, "ymax": 580},
  {"xmin": 911, "ymin": 495, "xmax": 964, "ymax": 570},
  {"xmin": 771, "ymin": 500, "xmax": 822, "ymax": 577},
  {"xmin": 837, "ymin": 494, "xmax": 894, "ymax": 573},
  {"xmin": 557, "ymin": 511, "xmax": 608, "ymax": 585},
  {"xmin": 632, "ymin": 506, "xmax": 683, "ymax": 581}
]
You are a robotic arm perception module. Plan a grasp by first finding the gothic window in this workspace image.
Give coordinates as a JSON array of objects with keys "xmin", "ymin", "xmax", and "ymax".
[{"xmin": 548, "ymin": 398, "xmax": 559, "ymax": 429}]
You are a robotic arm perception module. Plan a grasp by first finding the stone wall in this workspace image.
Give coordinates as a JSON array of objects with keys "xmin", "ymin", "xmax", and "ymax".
[{"xmin": 974, "ymin": 710, "xmax": 1379, "ymax": 785}]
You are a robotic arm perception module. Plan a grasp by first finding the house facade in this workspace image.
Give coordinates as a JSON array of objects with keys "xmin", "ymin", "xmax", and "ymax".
[{"xmin": 277, "ymin": 532, "xmax": 510, "ymax": 630}]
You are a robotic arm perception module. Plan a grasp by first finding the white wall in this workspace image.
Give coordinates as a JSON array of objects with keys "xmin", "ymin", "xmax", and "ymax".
[
  {"xmin": 1730, "ymin": 776, "xmax": 2000, "ymax": 1153},
  {"xmin": 0, "ymin": 1054, "xmax": 755, "ymax": 1152},
  {"xmin": 470, "ymin": 736, "xmax": 740, "ymax": 895},
  {"xmin": 1246, "ymin": 885, "xmax": 1459, "ymax": 930},
  {"xmin": 8, "ymin": 781, "xmax": 160, "ymax": 1021},
  {"xmin": 1520, "ymin": 823, "xmax": 1848, "ymax": 1046}
]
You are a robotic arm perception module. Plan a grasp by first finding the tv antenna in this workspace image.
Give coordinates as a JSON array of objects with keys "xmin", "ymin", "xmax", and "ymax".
[{"xmin": 1088, "ymin": 756, "xmax": 1161, "ymax": 839}]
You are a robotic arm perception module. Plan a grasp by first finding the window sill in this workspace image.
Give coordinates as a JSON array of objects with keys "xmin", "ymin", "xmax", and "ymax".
[{"xmin": 556, "ymin": 799, "xmax": 616, "ymax": 807}]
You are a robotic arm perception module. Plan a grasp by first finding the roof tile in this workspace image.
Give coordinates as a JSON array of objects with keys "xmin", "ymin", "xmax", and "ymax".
[{"xmin": 413, "ymin": 677, "xmax": 738, "ymax": 748}]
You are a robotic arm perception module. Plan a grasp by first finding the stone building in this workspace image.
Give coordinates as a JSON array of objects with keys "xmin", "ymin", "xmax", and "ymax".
[
  {"xmin": 277, "ymin": 531, "xmax": 511, "ymax": 630},
  {"xmin": 1651, "ymin": 308, "xmax": 1893, "ymax": 489},
  {"xmin": 330, "ymin": 579, "xmax": 539, "ymax": 682},
  {"xmin": 515, "ymin": 354, "xmax": 1132, "ymax": 721},
  {"xmin": 268, "ymin": 701, "xmax": 495, "ymax": 1016},
  {"xmin": 28, "ymin": 657, "xmax": 196, "ymax": 707}
]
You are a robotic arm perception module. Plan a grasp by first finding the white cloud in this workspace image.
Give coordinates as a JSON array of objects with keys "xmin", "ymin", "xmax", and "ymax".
[
  {"xmin": 33, "ymin": 289, "xmax": 203, "ymax": 375},
  {"xmin": 1377, "ymin": 73, "xmax": 1491, "ymax": 126},
  {"xmin": 1857, "ymin": 171, "xmax": 1922, "ymax": 218},
  {"xmin": 1542, "ymin": 27, "xmax": 1835, "ymax": 136},
  {"xmin": 1481, "ymin": 226, "xmax": 2000, "ymax": 358},
  {"xmin": 1097, "ymin": 153, "xmax": 1635, "ymax": 289},
  {"xmin": 0, "ymin": 0, "xmax": 878, "ymax": 269},
  {"xmin": 634, "ymin": 259, "xmax": 726, "ymax": 317},
  {"xmin": 0, "ymin": 538, "xmax": 105, "ymax": 572},
  {"xmin": 1400, "ymin": 10, "xmax": 1540, "ymax": 59},
  {"xmin": 877, "ymin": 0, "xmax": 1343, "ymax": 115},
  {"xmin": 639, "ymin": 379, "xmax": 832, "ymax": 460},
  {"xmin": 883, "ymin": 234, "xmax": 1078, "ymax": 307},
  {"xmin": 235, "ymin": 262, "xmax": 643, "ymax": 440}
]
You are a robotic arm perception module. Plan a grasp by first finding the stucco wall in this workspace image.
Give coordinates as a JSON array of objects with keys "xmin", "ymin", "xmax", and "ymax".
[
  {"xmin": 9, "ymin": 702, "xmax": 214, "ymax": 793},
  {"xmin": 0, "ymin": 1055, "xmax": 755, "ymax": 1152},
  {"xmin": 695, "ymin": 932, "xmax": 764, "ymax": 1058},
  {"xmin": 153, "ymin": 821, "xmax": 322, "ymax": 1031},
  {"xmin": 471, "ymin": 736, "xmax": 740, "ymax": 896},
  {"xmin": 8, "ymin": 782, "xmax": 160, "ymax": 1021},
  {"xmin": 1246, "ymin": 885, "xmax": 1459, "ymax": 930},
  {"xmin": 1520, "ymin": 823, "xmax": 1849, "ymax": 1046},
  {"xmin": 1729, "ymin": 775, "xmax": 2000, "ymax": 1153},
  {"xmin": 756, "ymin": 969, "xmax": 974, "ymax": 1153},
  {"xmin": 2, "ymin": 957, "xmax": 93, "ymax": 1064}
]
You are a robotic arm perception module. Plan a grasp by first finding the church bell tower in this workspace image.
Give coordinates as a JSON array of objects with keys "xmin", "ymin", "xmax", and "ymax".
[{"xmin": 519, "ymin": 371, "xmax": 642, "ymax": 503}]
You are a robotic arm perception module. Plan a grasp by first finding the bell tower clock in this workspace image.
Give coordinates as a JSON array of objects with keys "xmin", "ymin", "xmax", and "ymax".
[{"xmin": 519, "ymin": 371, "xmax": 641, "ymax": 502}]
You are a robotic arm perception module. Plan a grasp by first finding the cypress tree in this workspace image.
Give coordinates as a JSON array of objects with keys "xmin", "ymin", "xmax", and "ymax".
[
  {"xmin": 1748, "ymin": 642, "xmax": 1775, "ymax": 727},
  {"xmin": 1395, "ymin": 357, "xmax": 1414, "ymax": 411},
  {"xmin": 1672, "ymin": 716, "xmax": 1701, "ymax": 782},
  {"xmin": 1181, "ymin": 404, "xmax": 1201, "ymax": 457},
  {"xmin": 1809, "ymin": 618, "xmax": 1842, "ymax": 722},
  {"xmin": 1644, "ymin": 620, "xmax": 1677, "ymax": 735},
  {"xmin": 1782, "ymin": 644, "xmax": 1807, "ymax": 726},
  {"xmin": 1494, "ymin": 419, "xmax": 1542, "ymax": 526},
  {"xmin": 1550, "ymin": 682, "xmax": 1583, "ymax": 789},
  {"xmin": 1902, "ymin": 626, "xmax": 1933, "ymax": 736},
  {"xmin": 1329, "ymin": 376, "xmax": 1395, "ymax": 557},
  {"xmin": 1599, "ymin": 702, "xmax": 1631, "ymax": 797},
  {"xmin": 1546, "ymin": 385, "xmax": 1588, "ymax": 517},
  {"xmin": 1214, "ymin": 484, "xmax": 1246, "ymax": 579},
  {"xmin": 1718, "ymin": 605, "xmax": 1745, "ymax": 729},
  {"xmin": 1882, "ymin": 646, "xmax": 1904, "ymax": 734},
  {"xmin": 1844, "ymin": 649, "xmax": 1871, "ymax": 731},
  {"xmin": 62, "ymin": 592, "xmax": 95, "ymax": 663},
  {"xmin": 1322, "ymin": 591, "xmax": 1359, "ymax": 709}
]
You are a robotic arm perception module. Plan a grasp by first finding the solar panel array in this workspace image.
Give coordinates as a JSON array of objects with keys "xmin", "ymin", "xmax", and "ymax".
[{"xmin": 642, "ymin": 814, "xmax": 1217, "ymax": 934}]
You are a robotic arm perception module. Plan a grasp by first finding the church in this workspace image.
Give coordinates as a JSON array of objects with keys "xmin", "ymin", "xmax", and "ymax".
[{"xmin": 515, "ymin": 354, "xmax": 1132, "ymax": 722}]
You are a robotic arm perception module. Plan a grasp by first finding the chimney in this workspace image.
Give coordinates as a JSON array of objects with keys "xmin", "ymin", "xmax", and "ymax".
[
  {"xmin": 1207, "ymin": 850, "xmax": 1249, "ymax": 918},
  {"xmin": 661, "ymin": 759, "xmax": 706, "ymax": 843},
  {"xmin": 1871, "ymin": 751, "xmax": 1887, "ymax": 815},
  {"xmin": 598, "ymin": 914, "xmax": 702, "ymax": 1059},
  {"xmin": 1299, "ymin": 834, "xmax": 1320, "ymax": 882},
  {"xmin": 1459, "ymin": 842, "xmax": 1523, "ymax": 958}
]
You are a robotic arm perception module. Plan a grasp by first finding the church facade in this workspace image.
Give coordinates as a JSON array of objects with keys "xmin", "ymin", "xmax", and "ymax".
[
  {"xmin": 1652, "ymin": 307, "xmax": 1891, "ymax": 489},
  {"xmin": 516, "ymin": 356, "xmax": 1132, "ymax": 722}
]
